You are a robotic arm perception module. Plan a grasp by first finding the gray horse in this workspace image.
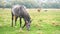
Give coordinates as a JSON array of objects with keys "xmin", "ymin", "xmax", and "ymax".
[{"xmin": 11, "ymin": 5, "xmax": 31, "ymax": 31}]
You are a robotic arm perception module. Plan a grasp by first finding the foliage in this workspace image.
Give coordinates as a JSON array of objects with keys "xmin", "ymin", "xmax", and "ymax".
[{"xmin": 0, "ymin": 0, "xmax": 60, "ymax": 8}]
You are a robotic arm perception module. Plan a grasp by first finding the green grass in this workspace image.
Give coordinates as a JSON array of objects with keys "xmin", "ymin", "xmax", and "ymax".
[{"xmin": 0, "ymin": 9, "xmax": 60, "ymax": 34}]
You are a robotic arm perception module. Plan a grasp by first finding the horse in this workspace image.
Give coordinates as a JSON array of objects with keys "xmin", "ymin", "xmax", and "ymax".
[{"xmin": 11, "ymin": 5, "xmax": 31, "ymax": 31}]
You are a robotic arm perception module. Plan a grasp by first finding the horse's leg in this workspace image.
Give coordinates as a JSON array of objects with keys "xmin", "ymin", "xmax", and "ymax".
[
  {"xmin": 20, "ymin": 17, "xmax": 22, "ymax": 28},
  {"xmin": 22, "ymin": 20, "xmax": 26, "ymax": 28},
  {"xmin": 11, "ymin": 13, "xmax": 14, "ymax": 27},
  {"xmin": 15, "ymin": 16, "xmax": 18, "ymax": 26},
  {"xmin": 22, "ymin": 23, "xmax": 26, "ymax": 28}
]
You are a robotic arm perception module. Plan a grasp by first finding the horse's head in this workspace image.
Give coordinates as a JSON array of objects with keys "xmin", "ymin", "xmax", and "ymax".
[{"xmin": 25, "ymin": 17, "xmax": 31, "ymax": 31}]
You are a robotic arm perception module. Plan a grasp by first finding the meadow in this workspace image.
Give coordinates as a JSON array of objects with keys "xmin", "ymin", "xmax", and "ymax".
[{"xmin": 0, "ymin": 8, "xmax": 60, "ymax": 34}]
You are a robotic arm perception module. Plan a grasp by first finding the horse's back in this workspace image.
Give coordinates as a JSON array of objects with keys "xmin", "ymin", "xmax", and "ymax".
[
  {"xmin": 12, "ymin": 5, "xmax": 24, "ymax": 16},
  {"xmin": 12, "ymin": 5, "xmax": 29, "ymax": 17}
]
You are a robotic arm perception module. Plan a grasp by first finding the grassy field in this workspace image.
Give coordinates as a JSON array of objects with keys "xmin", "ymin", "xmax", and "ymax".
[{"xmin": 0, "ymin": 9, "xmax": 60, "ymax": 34}]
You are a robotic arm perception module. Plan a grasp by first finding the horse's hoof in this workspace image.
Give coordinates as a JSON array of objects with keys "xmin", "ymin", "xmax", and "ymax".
[
  {"xmin": 20, "ymin": 28, "xmax": 22, "ymax": 30},
  {"xmin": 19, "ymin": 28, "xmax": 24, "ymax": 32}
]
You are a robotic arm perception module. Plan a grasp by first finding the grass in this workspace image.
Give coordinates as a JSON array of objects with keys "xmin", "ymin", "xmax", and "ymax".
[{"xmin": 0, "ymin": 8, "xmax": 60, "ymax": 34}]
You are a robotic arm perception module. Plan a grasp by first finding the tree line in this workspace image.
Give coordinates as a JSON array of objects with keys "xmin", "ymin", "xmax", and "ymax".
[{"xmin": 0, "ymin": 0, "xmax": 60, "ymax": 9}]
